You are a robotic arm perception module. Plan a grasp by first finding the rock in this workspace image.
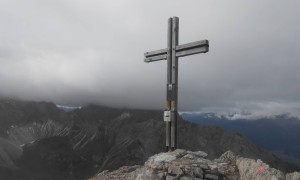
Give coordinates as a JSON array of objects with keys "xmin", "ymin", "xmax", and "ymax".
[
  {"xmin": 204, "ymin": 174, "xmax": 219, "ymax": 180},
  {"xmin": 168, "ymin": 165, "xmax": 184, "ymax": 175},
  {"xmin": 184, "ymin": 153, "xmax": 196, "ymax": 159},
  {"xmin": 193, "ymin": 167, "xmax": 204, "ymax": 177},
  {"xmin": 180, "ymin": 176, "xmax": 203, "ymax": 180},
  {"xmin": 91, "ymin": 149, "xmax": 300, "ymax": 180},
  {"xmin": 214, "ymin": 151, "xmax": 240, "ymax": 179},
  {"xmin": 166, "ymin": 175, "xmax": 177, "ymax": 180},
  {"xmin": 192, "ymin": 151, "xmax": 208, "ymax": 158},
  {"xmin": 145, "ymin": 152, "xmax": 176, "ymax": 170},
  {"xmin": 218, "ymin": 151, "xmax": 237, "ymax": 163},
  {"xmin": 153, "ymin": 153, "xmax": 177, "ymax": 163},
  {"xmin": 171, "ymin": 149, "xmax": 188, "ymax": 158},
  {"xmin": 92, "ymin": 165, "xmax": 142, "ymax": 180},
  {"xmin": 286, "ymin": 172, "xmax": 300, "ymax": 180},
  {"xmin": 236, "ymin": 157, "xmax": 285, "ymax": 180}
]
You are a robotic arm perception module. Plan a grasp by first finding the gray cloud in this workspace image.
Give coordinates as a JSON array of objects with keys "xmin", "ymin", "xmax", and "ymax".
[{"xmin": 0, "ymin": 0, "xmax": 300, "ymax": 117}]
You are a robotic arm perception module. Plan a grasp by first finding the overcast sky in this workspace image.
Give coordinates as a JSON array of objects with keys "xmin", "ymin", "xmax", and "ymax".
[{"xmin": 0, "ymin": 0, "xmax": 300, "ymax": 117}]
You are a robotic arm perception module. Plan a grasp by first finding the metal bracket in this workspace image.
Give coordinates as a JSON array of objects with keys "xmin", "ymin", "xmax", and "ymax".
[{"xmin": 167, "ymin": 84, "xmax": 176, "ymax": 100}]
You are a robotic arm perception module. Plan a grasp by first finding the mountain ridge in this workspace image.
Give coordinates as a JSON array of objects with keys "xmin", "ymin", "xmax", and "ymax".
[
  {"xmin": 0, "ymin": 99, "xmax": 298, "ymax": 179},
  {"xmin": 182, "ymin": 112, "xmax": 300, "ymax": 167}
]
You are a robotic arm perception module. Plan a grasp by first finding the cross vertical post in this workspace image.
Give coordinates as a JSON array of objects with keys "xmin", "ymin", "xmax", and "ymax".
[
  {"xmin": 170, "ymin": 17, "xmax": 179, "ymax": 150},
  {"xmin": 166, "ymin": 17, "xmax": 172, "ymax": 151},
  {"xmin": 144, "ymin": 16, "xmax": 209, "ymax": 152}
]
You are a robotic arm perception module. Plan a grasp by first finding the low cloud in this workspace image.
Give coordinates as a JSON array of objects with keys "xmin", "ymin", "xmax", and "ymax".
[{"xmin": 0, "ymin": 0, "xmax": 300, "ymax": 117}]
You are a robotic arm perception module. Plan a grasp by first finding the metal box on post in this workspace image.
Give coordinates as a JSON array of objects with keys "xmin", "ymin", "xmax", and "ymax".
[{"xmin": 164, "ymin": 110, "xmax": 175, "ymax": 122}]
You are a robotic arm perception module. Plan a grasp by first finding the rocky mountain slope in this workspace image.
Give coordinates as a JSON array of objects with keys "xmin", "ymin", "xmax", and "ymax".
[
  {"xmin": 91, "ymin": 149, "xmax": 300, "ymax": 180},
  {"xmin": 182, "ymin": 113, "xmax": 300, "ymax": 166},
  {"xmin": 0, "ymin": 99, "xmax": 299, "ymax": 179}
]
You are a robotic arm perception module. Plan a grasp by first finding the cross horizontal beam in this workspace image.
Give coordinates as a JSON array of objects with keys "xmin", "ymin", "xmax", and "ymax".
[
  {"xmin": 176, "ymin": 46, "xmax": 208, "ymax": 58},
  {"xmin": 144, "ymin": 48, "xmax": 167, "ymax": 57},
  {"xmin": 175, "ymin": 40, "xmax": 208, "ymax": 51},
  {"xmin": 144, "ymin": 40, "xmax": 209, "ymax": 63}
]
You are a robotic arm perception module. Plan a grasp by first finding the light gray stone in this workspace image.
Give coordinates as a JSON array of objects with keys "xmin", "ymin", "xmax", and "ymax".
[
  {"xmin": 171, "ymin": 149, "xmax": 188, "ymax": 158},
  {"xmin": 218, "ymin": 151, "xmax": 237, "ymax": 162},
  {"xmin": 199, "ymin": 164, "xmax": 209, "ymax": 170},
  {"xmin": 236, "ymin": 157, "xmax": 285, "ymax": 180},
  {"xmin": 181, "ymin": 165, "xmax": 192, "ymax": 175},
  {"xmin": 193, "ymin": 167, "xmax": 203, "ymax": 177},
  {"xmin": 286, "ymin": 172, "xmax": 300, "ymax": 180},
  {"xmin": 180, "ymin": 176, "xmax": 202, "ymax": 180},
  {"xmin": 184, "ymin": 153, "xmax": 195, "ymax": 159},
  {"xmin": 205, "ymin": 174, "xmax": 219, "ymax": 180},
  {"xmin": 153, "ymin": 152, "xmax": 176, "ymax": 163},
  {"xmin": 145, "ymin": 152, "xmax": 176, "ymax": 170},
  {"xmin": 166, "ymin": 175, "xmax": 177, "ymax": 180},
  {"xmin": 192, "ymin": 151, "xmax": 208, "ymax": 158},
  {"xmin": 208, "ymin": 164, "xmax": 218, "ymax": 171},
  {"xmin": 168, "ymin": 165, "xmax": 183, "ymax": 175}
]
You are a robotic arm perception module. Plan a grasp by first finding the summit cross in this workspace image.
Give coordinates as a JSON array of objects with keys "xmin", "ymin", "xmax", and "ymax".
[{"xmin": 144, "ymin": 17, "xmax": 209, "ymax": 152}]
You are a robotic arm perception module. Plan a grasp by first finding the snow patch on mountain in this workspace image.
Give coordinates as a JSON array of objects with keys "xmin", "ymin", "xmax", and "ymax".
[{"xmin": 56, "ymin": 104, "xmax": 82, "ymax": 112}]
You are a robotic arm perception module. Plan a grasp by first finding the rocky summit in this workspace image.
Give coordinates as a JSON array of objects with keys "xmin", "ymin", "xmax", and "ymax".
[{"xmin": 91, "ymin": 149, "xmax": 300, "ymax": 180}]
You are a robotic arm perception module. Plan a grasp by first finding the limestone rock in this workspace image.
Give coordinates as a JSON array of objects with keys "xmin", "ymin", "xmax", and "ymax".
[
  {"xmin": 286, "ymin": 172, "xmax": 300, "ymax": 180},
  {"xmin": 90, "ymin": 165, "xmax": 142, "ymax": 180},
  {"xmin": 91, "ymin": 149, "xmax": 300, "ymax": 180},
  {"xmin": 236, "ymin": 157, "xmax": 285, "ymax": 180}
]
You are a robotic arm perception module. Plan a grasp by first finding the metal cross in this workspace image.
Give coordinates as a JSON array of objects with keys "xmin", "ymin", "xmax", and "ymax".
[{"xmin": 144, "ymin": 17, "xmax": 209, "ymax": 152}]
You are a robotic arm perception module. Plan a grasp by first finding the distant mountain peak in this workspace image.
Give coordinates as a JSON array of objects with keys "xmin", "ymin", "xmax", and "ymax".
[{"xmin": 182, "ymin": 111, "xmax": 299, "ymax": 121}]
